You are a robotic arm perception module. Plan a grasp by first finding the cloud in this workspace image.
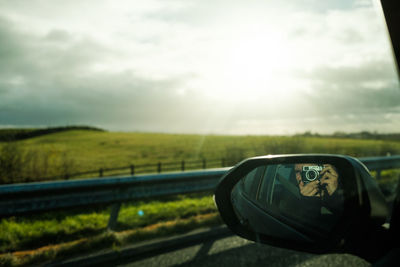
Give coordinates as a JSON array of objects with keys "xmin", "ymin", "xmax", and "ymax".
[
  {"xmin": 299, "ymin": 60, "xmax": 399, "ymax": 111},
  {"xmin": 44, "ymin": 29, "xmax": 71, "ymax": 42},
  {"xmin": 0, "ymin": 13, "xmax": 203, "ymax": 130},
  {"xmin": 0, "ymin": 18, "xmax": 29, "ymax": 77}
]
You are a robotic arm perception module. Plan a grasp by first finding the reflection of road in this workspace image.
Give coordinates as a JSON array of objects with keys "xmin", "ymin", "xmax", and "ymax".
[{"xmin": 117, "ymin": 236, "xmax": 370, "ymax": 267}]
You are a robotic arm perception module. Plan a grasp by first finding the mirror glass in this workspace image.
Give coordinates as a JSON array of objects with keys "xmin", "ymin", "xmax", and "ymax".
[{"xmin": 231, "ymin": 163, "xmax": 344, "ymax": 241}]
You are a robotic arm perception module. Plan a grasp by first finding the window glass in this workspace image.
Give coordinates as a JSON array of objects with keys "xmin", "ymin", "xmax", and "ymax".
[{"xmin": 241, "ymin": 167, "xmax": 265, "ymax": 201}]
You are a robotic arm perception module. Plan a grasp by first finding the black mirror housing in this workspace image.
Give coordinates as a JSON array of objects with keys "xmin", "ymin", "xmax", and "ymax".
[{"xmin": 215, "ymin": 154, "xmax": 389, "ymax": 255}]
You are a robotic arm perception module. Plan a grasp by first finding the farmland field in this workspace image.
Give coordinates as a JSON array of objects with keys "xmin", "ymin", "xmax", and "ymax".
[{"xmin": 1, "ymin": 128, "xmax": 400, "ymax": 183}]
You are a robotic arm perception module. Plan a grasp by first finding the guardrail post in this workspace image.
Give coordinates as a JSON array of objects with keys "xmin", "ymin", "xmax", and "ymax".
[
  {"xmin": 181, "ymin": 160, "xmax": 185, "ymax": 171},
  {"xmin": 157, "ymin": 162, "xmax": 162, "ymax": 173},
  {"xmin": 376, "ymin": 169, "xmax": 382, "ymax": 180},
  {"xmin": 130, "ymin": 164, "xmax": 135, "ymax": 175},
  {"xmin": 107, "ymin": 203, "xmax": 121, "ymax": 231},
  {"xmin": 203, "ymin": 158, "xmax": 206, "ymax": 169},
  {"xmin": 99, "ymin": 168, "xmax": 103, "ymax": 177}
]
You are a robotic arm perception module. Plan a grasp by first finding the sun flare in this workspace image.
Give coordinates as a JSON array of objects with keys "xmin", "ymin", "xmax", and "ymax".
[{"xmin": 198, "ymin": 30, "xmax": 295, "ymax": 101}]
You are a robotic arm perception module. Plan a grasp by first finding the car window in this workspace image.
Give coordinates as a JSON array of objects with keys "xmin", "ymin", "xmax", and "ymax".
[
  {"xmin": 241, "ymin": 166, "xmax": 265, "ymax": 201},
  {"xmin": 0, "ymin": 0, "xmax": 399, "ymax": 265}
]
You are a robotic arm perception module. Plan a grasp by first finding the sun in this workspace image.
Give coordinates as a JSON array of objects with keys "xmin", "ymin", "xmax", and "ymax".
[{"xmin": 197, "ymin": 30, "xmax": 295, "ymax": 101}]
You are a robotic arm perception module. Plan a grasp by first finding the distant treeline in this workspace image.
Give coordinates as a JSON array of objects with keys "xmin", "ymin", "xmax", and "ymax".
[
  {"xmin": 0, "ymin": 126, "xmax": 105, "ymax": 142},
  {"xmin": 296, "ymin": 131, "xmax": 400, "ymax": 141}
]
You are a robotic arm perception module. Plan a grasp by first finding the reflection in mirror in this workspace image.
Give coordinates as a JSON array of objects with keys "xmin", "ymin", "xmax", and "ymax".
[{"xmin": 231, "ymin": 163, "xmax": 344, "ymax": 241}]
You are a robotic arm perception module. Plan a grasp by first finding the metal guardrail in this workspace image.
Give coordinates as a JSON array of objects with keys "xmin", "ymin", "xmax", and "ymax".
[
  {"xmin": 1, "ymin": 156, "xmax": 400, "ymax": 230},
  {"xmin": 359, "ymin": 155, "xmax": 400, "ymax": 179},
  {"xmin": 0, "ymin": 167, "xmax": 231, "ymax": 229}
]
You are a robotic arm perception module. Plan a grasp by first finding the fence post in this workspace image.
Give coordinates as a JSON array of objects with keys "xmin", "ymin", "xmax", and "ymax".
[
  {"xmin": 157, "ymin": 162, "xmax": 162, "ymax": 173},
  {"xmin": 99, "ymin": 168, "xmax": 103, "ymax": 177},
  {"xmin": 222, "ymin": 158, "xmax": 225, "ymax": 167},
  {"xmin": 130, "ymin": 164, "xmax": 135, "ymax": 175},
  {"xmin": 107, "ymin": 203, "xmax": 121, "ymax": 231},
  {"xmin": 181, "ymin": 160, "xmax": 185, "ymax": 171},
  {"xmin": 202, "ymin": 158, "xmax": 206, "ymax": 169}
]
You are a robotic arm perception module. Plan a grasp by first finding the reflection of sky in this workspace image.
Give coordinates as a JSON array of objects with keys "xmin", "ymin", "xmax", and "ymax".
[{"xmin": 0, "ymin": 0, "xmax": 399, "ymax": 134}]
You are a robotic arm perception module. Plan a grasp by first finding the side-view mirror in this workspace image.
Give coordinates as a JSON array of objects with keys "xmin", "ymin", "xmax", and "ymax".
[{"xmin": 214, "ymin": 154, "xmax": 389, "ymax": 261}]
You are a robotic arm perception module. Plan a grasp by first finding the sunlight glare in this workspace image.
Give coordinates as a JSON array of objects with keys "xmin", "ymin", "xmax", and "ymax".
[{"xmin": 200, "ymin": 29, "xmax": 295, "ymax": 101}]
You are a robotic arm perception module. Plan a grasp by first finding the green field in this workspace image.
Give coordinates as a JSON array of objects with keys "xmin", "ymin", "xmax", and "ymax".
[{"xmin": 1, "ymin": 129, "xmax": 400, "ymax": 183}]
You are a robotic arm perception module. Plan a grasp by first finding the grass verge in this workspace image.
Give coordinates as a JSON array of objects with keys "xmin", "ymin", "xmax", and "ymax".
[
  {"xmin": 0, "ymin": 194, "xmax": 216, "ymax": 253},
  {"xmin": 0, "ymin": 213, "xmax": 222, "ymax": 267}
]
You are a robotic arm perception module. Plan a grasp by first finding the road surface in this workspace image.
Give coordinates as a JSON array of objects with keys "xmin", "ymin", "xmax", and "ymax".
[{"xmin": 116, "ymin": 235, "xmax": 370, "ymax": 267}]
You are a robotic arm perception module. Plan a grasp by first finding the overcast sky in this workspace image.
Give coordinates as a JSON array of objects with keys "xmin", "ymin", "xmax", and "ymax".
[{"xmin": 0, "ymin": 0, "xmax": 399, "ymax": 135}]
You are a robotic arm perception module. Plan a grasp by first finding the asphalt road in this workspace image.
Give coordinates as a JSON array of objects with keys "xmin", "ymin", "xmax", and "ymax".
[{"xmin": 116, "ymin": 235, "xmax": 371, "ymax": 267}]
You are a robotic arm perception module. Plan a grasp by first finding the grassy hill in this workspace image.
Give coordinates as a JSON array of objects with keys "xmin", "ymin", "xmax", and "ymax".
[
  {"xmin": 0, "ymin": 126, "xmax": 104, "ymax": 142},
  {"xmin": 1, "ymin": 129, "xmax": 400, "ymax": 183}
]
